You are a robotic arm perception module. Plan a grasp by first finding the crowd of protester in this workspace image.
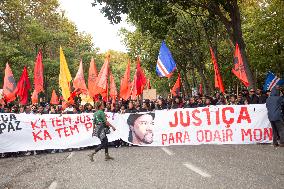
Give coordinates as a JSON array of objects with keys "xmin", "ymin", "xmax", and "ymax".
[
  {"xmin": 0, "ymin": 87, "xmax": 272, "ymax": 115},
  {"xmin": 1, "ymin": 87, "xmax": 283, "ymax": 158}
]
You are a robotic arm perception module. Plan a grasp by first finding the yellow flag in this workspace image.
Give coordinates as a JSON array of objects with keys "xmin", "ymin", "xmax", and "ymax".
[{"xmin": 59, "ymin": 46, "xmax": 72, "ymax": 101}]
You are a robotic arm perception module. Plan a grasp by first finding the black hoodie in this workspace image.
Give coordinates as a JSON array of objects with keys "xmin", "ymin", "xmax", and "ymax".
[{"xmin": 266, "ymin": 87, "xmax": 284, "ymax": 121}]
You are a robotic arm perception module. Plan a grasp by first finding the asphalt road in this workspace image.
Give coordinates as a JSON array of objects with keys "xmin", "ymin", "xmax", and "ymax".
[{"xmin": 0, "ymin": 145, "xmax": 283, "ymax": 189}]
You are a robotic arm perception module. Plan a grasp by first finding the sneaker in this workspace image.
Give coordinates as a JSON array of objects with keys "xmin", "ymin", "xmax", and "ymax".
[
  {"xmin": 51, "ymin": 150, "xmax": 56, "ymax": 154},
  {"xmin": 25, "ymin": 151, "xmax": 31, "ymax": 156},
  {"xmin": 105, "ymin": 153, "xmax": 114, "ymax": 161},
  {"xmin": 88, "ymin": 152, "xmax": 96, "ymax": 162}
]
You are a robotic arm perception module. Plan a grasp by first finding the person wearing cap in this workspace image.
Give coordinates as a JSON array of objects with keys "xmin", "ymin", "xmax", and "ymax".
[
  {"xmin": 89, "ymin": 101, "xmax": 116, "ymax": 161},
  {"xmin": 127, "ymin": 113, "xmax": 155, "ymax": 145},
  {"xmin": 266, "ymin": 86, "xmax": 284, "ymax": 147}
]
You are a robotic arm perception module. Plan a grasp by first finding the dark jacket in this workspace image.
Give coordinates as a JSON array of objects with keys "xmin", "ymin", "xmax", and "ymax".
[
  {"xmin": 258, "ymin": 94, "xmax": 267, "ymax": 104},
  {"xmin": 125, "ymin": 108, "xmax": 138, "ymax": 113},
  {"xmin": 266, "ymin": 88, "xmax": 284, "ymax": 121},
  {"xmin": 248, "ymin": 94, "xmax": 259, "ymax": 104},
  {"xmin": 155, "ymin": 104, "xmax": 167, "ymax": 110}
]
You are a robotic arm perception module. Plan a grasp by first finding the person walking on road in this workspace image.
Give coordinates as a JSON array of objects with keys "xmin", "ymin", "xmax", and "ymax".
[
  {"xmin": 266, "ymin": 86, "xmax": 284, "ymax": 147},
  {"xmin": 89, "ymin": 101, "xmax": 116, "ymax": 161}
]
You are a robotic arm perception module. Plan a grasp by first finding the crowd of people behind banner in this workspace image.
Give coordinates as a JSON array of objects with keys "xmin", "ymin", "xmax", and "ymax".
[{"xmin": 1, "ymin": 87, "xmax": 283, "ymax": 158}]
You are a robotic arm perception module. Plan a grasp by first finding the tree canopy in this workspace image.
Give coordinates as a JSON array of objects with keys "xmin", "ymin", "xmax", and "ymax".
[{"xmin": 93, "ymin": 0, "xmax": 284, "ymax": 94}]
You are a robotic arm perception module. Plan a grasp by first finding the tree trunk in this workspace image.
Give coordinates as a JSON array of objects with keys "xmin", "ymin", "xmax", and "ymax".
[
  {"xmin": 182, "ymin": 69, "xmax": 191, "ymax": 96},
  {"xmin": 230, "ymin": 0, "xmax": 255, "ymax": 88},
  {"xmin": 206, "ymin": 0, "xmax": 255, "ymax": 89}
]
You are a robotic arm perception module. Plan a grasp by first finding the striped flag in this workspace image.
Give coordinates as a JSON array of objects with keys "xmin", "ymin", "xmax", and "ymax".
[
  {"xmin": 156, "ymin": 41, "xmax": 176, "ymax": 78},
  {"xmin": 263, "ymin": 72, "xmax": 284, "ymax": 91}
]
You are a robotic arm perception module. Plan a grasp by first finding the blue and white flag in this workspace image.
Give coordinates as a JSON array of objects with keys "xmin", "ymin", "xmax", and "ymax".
[
  {"xmin": 263, "ymin": 72, "xmax": 284, "ymax": 91},
  {"xmin": 156, "ymin": 41, "xmax": 176, "ymax": 78}
]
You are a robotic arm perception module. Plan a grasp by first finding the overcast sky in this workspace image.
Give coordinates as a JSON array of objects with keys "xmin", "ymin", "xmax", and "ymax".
[{"xmin": 59, "ymin": 0, "xmax": 135, "ymax": 52}]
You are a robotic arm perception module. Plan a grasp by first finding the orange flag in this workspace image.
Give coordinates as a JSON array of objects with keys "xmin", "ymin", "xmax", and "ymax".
[
  {"xmin": 171, "ymin": 73, "xmax": 181, "ymax": 96},
  {"xmin": 88, "ymin": 57, "xmax": 98, "ymax": 98},
  {"xmin": 34, "ymin": 50, "xmax": 44, "ymax": 93},
  {"xmin": 109, "ymin": 71, "xmax": 117, "ymax": 102},
  {"xmin": 232, "ymin": 43, "xmax": 250, "ymax": 87},
  {"xmin": 73, "ymin": 59, "xmax": 88, "ymax": 93},
  {"xmin": 210, "ymin": 47, "xmax": 225, "ymax": 93},
  {"xmin": 50, "ymin": 90, "xmax": 59, "ymax": 105},
  {"xmin": 120, "ymin": 59, "xmax": 131, "ymax": 100},
  {"xmin": 96, "ymin": 54, "xmax": 110, "ymax": 99},
  {"xmin": 31, "ymin": 90, "xmax": 38, "ymax": 104},
  {"xmin": 15, "ymin": 66, "xmax": 31, "ymax": 105},
  {"xmin": 3, "ymin": 63, "xmax": 17, "ymax": 103}
]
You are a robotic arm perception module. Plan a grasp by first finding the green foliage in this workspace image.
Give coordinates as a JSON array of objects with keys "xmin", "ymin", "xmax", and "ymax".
[
  {"xmin": 96, "ymin": 0, "xmax": 284, "ymax": 94},
  {"xmin": 0, "ymin": 0, "xmax": 97, "ymax": 100}
]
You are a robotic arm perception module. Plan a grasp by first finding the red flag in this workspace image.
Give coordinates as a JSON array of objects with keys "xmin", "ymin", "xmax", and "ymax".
[
  {"xmin": 232, "ymin": 43, "xmax": 249, "ymax": 87},
  {"xmin": 3, "ymin": 63, "xmax": 17, "ymax": 102},
  {"xmin": 31, "ymin": 90, "xmax": 38, "ymax": 104},
  {"xmin": 210, "ymin": 47, "xmax": 225, "ymax": 93},
  {"xmin": 50, "ymin": 90, "xmax": 59, "ymax": 105},
  {"xmin": 15, "ymin": 66, "xmax": 31, "ymax": 105},
  {"xmin": 96, "ymin": 54, "xmax": 110, "ymax": 99},
  {"xmin": 171, "ymin": 74, "xmax": 181, "ymax": 96},
  {"xmin": 109, "ymin": 71, "xmax": 117, "ymax": 102},
  {"xmin": 199, "ymin": 83, "xmax": 203, "ymax": 95},
  {"xmin": 73, "ymin": 59, "xmax": 88, "ymax": 93},
  {"xmin": 34, "ymin": 50, "xmax": 44, "ymax": 93},
  {"xmin": 120, "ymin": 59, "xmax": 131, "ymax": 100},
  {"xmin": 88, "ymin": 57, "xmax": 98, "ymax": 98},
  {"xmin": 133, "ymin": 56, "xmax": 147, "ymax": 97}
]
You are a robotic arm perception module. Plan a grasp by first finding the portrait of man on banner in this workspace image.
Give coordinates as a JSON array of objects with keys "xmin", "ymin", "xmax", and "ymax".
[{"xmin": 127, "ymin": 113, "xmax": 155, "ymax": 145}]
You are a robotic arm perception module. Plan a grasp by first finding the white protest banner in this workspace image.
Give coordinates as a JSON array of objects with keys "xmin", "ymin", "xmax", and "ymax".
[
  {"xmin": 118, "ymin": 104, "xmax": 272, "ymax": 146},
  {"xmin": 0, "ymin": 105, "xmax": 272, "ymax": 152},
  {"xmin": 0, "ymin": 113, "xmax": 120, "ymax": 153}
]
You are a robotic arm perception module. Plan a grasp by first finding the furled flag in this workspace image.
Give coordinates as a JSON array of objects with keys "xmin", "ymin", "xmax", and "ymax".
[
  {"xmin": 59, "ymin": 46, "xmax": 72, "ymax": 101},
  {"xmin": 232, "ymin": 43, "xmax": 250, "ymax": 87},
  {"xmin": 210, "ymin": 47, "xmax": 225, "ymax": 93},
  {"xmin": 263, "ymin": 72, "xmax": 284, "ymax": 91},
  {"xmin": 199, "ymin": 83, "xmax": 203, "ymax": 95},
  {"xmin": 96, "ymin": 54, "xmax": 110, "ymax": 100},
  {"xmin": 171, "ymin": 73, "xmax": 181, "ymax": 96},
  {"xmin": 109, "ymin": 71, "xmax": 117, "ymax": 102},
  {"xmin": 120, "ymin": 59, "xmax": 131, "ymax": 100},
  {"xmin": 73, "ymin": 59, "xmax": 88, "ymax": 93},
  {"xmin": 130, "ymin": 79, "xmax": 136, "ymax": 100},
  {"xmin": 132, "ymin": 56, "xmax": 147, "ymax": 98},
  {"xmin": 0, "ymin": 89, "xmax": 5, "ymax": 105},
  {"xmin": 146, "ymin": 79, "xmax": 151, "ymax": 89},
  {"xmin": 88, "ymin": 57, "xmax": 98, "ymax": 98},
  {"xmin": 15, "ymin": 66, "xmax": 31, "ymax": 105},
  {"xmin": 50, "ymin": 90, "xmax": 59, "ymax": 105},
  {"xmin": 31, "ymin": 90, "xmax": 38, "ymax": 104},
  {"xmin": 156, "ymin": 40, "xmax": 176, "ymax": 78},
  {"xmin": 3, "ymin": 63, "xmax": 17, "ymax": 102},
  {"xmin": 34, "ymin": 50, "xmax": 44, "ymax": 93}
]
